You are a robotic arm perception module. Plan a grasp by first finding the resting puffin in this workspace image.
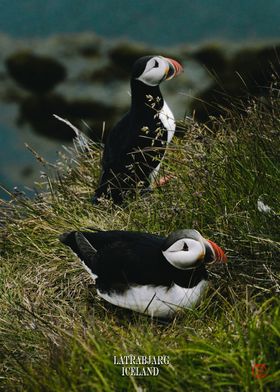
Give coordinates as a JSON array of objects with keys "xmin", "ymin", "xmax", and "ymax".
[
  {"xmin": 93, "ymin": 55, "xmax": 183, "ymax": 204},
  {"xmin": 59, "ymin": 229, "xmax": 227, "ymax": 318}
]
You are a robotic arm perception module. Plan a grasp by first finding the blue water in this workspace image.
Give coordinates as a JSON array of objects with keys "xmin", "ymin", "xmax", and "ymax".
[{"xmin": 0, "ymin": 0, "xmax": 280, "ymax": 45}]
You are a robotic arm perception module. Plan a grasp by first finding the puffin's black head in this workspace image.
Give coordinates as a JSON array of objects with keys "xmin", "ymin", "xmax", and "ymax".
[
  {"xmin": 132, "ymin": 55, "xmax": 183, "ymax": 86},
  {"xmin": 162, "ymin": 229, "xmax": 227, "ymax": 270}
]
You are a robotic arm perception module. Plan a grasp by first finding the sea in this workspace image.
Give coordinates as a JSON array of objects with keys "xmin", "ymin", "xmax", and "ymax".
[{"xmin": 1, "ymin": 0, "xmax": 280, "ymax": 45}]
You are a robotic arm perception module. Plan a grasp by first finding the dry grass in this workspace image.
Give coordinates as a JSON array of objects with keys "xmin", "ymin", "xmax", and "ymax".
[{"xmin": 0, "ymin": 89, "xmax": 280, "ymax": 391}]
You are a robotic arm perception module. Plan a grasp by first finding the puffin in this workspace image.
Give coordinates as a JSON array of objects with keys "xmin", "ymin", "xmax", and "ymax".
[
  {"xmin": 59, "ymin": 229, "xmax": 227, "ymax": 318},
  {"xmin": 93, "ymin": 55, "xmax": 183, "ymax": 204}
]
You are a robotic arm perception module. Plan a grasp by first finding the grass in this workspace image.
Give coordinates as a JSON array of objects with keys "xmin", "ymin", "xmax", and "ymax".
[{"xmin": 0, "ymin": 86, "xmax": 280, "ymax": 391}]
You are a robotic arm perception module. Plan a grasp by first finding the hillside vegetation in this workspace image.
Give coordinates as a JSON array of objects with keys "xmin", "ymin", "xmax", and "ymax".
[{"xmin": 0, "ymin": 88, "xmax": 280, "ymax": 391}]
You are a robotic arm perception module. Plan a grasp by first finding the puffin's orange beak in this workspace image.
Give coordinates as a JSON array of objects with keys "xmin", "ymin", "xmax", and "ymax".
[
  {"xmin": 164, "ymin": 57, "xmax": 183, "ymax": 80},
  {"xmin": 207, "ymin": 239, "xmax": 228, "ymax": 263}
]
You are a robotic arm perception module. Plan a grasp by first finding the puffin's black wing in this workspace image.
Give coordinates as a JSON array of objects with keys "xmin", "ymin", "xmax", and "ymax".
[
  {"xmin": 59, "ymin": 231, "xmax": 97, "ymax": 269},
  {"xmin": 93, "ymin": 113, "xmax": 138, "ymax": 203},
  {"xmin": 60, "ymin": 230, "xmax": 168, "ymax": 290},
  {"xmin": 102, "ymin": 113, "xmax": 134, "ymax": 169}
]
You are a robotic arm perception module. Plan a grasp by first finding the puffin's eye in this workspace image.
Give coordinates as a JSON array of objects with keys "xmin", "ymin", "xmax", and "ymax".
[
  {"xmin": 182, "ymin": 242, "xmax": 189, "ymax": 251},
  {"xmin": 154, "ymin": 60, "xmax": 159, "ymax": 68}
]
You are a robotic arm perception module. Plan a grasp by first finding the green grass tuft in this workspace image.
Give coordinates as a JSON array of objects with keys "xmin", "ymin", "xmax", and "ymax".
[{"xmin": 0, "ymin": 87, "xmax": 279, "ymax": 391}]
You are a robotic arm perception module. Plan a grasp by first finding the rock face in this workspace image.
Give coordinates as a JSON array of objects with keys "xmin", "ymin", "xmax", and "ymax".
[
  {"xmin": 0, "ymin": 32, "xmax": 280, "ymax": 141},
  {"xmin": 5, "ymin": 51, "xmax": 66, "ymax": 94},
  {"xmin": 108, "ymin": 42, "xmax": 154, "ymax": 72},
  {"xmin": 190, "ymin": 43, "xmax": 280, "ymax": 122},
  {"xmin": 18, "ymin": 94, "xmax": 120, "ymax": 141}
]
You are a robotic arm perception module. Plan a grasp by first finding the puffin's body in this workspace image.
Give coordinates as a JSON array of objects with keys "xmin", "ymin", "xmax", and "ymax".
[
  {"xmin": 59, "ymin": 229, "xmax": 227, "ymax": 318},
  {"xmin": 93, "ymin": 55, "xmax": 183, "ymax": 204}
]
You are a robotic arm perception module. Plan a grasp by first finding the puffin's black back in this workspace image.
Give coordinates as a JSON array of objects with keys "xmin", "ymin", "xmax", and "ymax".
[{"xmin": 60, "ymin": 230, "xmax": 208, "ymax": 293}]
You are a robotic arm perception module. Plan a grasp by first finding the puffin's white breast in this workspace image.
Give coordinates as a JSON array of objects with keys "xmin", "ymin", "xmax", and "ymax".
[
  {"xmin": 97, "ymin": 280, "xmax": 208, "ymax": 318},
  {"xmin": 159, "ymin": 100, "xmax": 176, "ymax": 144},
  {"xmin": 150, "ymin": 101, "xmax": 176, "ymax": 181}
]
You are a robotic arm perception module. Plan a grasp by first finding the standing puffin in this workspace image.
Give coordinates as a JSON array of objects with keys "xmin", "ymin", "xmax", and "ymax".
[
  {"xmin": 59, "ymin": 229, "xmax": 227, "ymax": 318},
  {"xmin": 93, "ymin": 55, "xmax": 183, "ymax": 204}
]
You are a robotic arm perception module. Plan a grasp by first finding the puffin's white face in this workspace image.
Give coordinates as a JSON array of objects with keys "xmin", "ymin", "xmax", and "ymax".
[
  {"xmin": 135, "ymin": 56, "xmax": 183, "ymax": 86},
  {"xmin": 162, "ymin": 229, "xmax": 227, "ymax": 270},
  {"xmin": 162, "ymin": 237, "xmax": 205, "ymax": 270}
]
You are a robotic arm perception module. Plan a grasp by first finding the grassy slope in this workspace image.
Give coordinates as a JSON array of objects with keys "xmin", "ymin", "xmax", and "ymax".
[{"xmin": 0, "ymin": 91, "xmax": 280, "ymax": 391}]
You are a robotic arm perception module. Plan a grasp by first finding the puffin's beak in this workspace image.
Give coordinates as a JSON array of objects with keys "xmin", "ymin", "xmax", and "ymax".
[
  {"xmin": 164, "ymin": 57, "xmax": 183, "ymax": 80},
  {"xmin": 207, "ymin": 239, "xmax": 228, "ymax": 263}
]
